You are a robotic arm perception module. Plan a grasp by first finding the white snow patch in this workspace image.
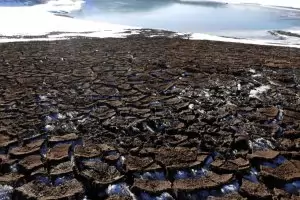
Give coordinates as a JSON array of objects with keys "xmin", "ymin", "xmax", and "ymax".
[
  {"xmin": 203, "ymin": 90, "xmax": 210, "ymax": 98},
  {"xmin": 268, "ymin": 80, "xmax": 281, "ymax": 86},
  {"xmin": 249, "ymin": 85, "xmax": 271, "ymax": 98},
  {"xmin": 249, "ymin": 69, "xmax": 256, "ymax": 73},
  {"xmin": 0, "ymin": 0, "xmax": 137, "ymax": 43},
  {"xmin": 189, "ymin": 104, "xmax": 195, "ymax": 109},
  {"xmin": 221, "ymin": 183, "xmax": 239, "ymax": 194},
  {"xmin": 0, "ymin": 185, "xmax": 13, "ymax": 200},
  {"xmin": 77, "ymin": 118, "xmax": 87, "ymax": 124},
  {"xmin": 251, "ymin": 138, "xmax": 275, "ymax": 150},
  {"xmin": 252, "ymin": 74, "xmax": 262, "ymax": 77},
  {"xmin": 45, "ymin": 124, "xmax": 55, "ymax": 131},
  {"xmin": 39, "ymin": 95, "xmax": 48, "ymax": 101},
  {"xmin": 66, "ymin": 111, "xmax": 78, "ymax": 119},
  {"xmin": 57, "ymin": 113, "xmax": 66, "ymax": 120},
  {"xmin": 10, "ymin": 163, "xmax": 18, "ymax": 173}
]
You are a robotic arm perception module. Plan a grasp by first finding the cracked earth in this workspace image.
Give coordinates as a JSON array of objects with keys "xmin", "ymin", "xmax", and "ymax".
[{"xmin": 0, "ymin": 38, "xmax": 300, "ymax": 199}]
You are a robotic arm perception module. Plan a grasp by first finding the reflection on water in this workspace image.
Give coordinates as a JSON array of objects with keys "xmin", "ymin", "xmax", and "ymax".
[
  {"xmin": 80, "ymin": 0, "xmax": 174, "ymax": 13},
  {"xmin": 73, "ymin": 0, "xmax": 300, "ymax": 39},
  {"xmin": 79, "ymin": 0, "xmax": 228, "ymax": 13}
]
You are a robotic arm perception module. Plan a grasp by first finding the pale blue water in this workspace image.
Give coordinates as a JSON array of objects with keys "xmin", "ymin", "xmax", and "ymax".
[{"xmin": 72, "ymin": 0, "xmax": 300, "ymax": 37}]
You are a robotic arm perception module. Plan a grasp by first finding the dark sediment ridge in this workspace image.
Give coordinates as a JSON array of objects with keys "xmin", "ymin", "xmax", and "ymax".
[{"xmin": 0, "ymin": 37, "xmax": 300, "ymax": 199}]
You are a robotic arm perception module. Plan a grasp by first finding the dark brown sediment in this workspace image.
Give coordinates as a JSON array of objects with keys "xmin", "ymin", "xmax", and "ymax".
[{"xmin": 0, "ymin": 37, "xmax": 300, "ymax": 199}]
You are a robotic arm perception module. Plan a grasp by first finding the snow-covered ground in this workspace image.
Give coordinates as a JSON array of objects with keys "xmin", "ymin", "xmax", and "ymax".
[{"xmin": 0, "ymin": 0, "xmax": 135, "ymax": 40}]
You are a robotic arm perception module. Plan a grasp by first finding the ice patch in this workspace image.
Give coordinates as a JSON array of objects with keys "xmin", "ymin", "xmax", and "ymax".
[
  {"xmin": 57, "ymin": 113, "xmax": 66, "ymax": 120},
  {"xmin": 221, "ymin": 181, "xmax": 240, "ymax": 194},
  {"xmin": 261, "ymin": 155, "xmax": 287, "ymax": 168},
  {"xmin": 38, "ymin": 95, "xmax": 48, "ymax": 102},
  {"xmin": 179, "ymin": 0, "xmax": 300, "ymax": 10},
  {"xmin": 203, "ymin": 90, "xmax": 210, "ymax": 98},
  {"xmin": 66, "ymin": 111, "xmax": 78, "ymax": 119},
  {"xmin": 188, "ymin": 104, "xmax": 195, "ymax": 109},
  {"xmin": 249, "ymin": 69, "xmax": 256, "ymax": 73},
  {"xmin": 204, "ymin": 152, "xmax": 219, "ymax": 167},
  {"xmin": 249, "ymin": 85, "xmax": 270, "ymax": 98},
  {"xmin": 106, "ymin": 183, "xmax": 134, "ymax": 197},
  {"xmin": 135, "ymin": 171, "xmax": 166, "ymax": 180},
  {"xmin": 268, "ymin": 80, "xmax": 281, "ymax": 86},
  {"xmin": 174, "ymin": 170, "xmax": 190, "ymax": 180},
  {"xmin": 252, "ymin": 74, "xmax": 262, "ymax": 78},
  {"xmin": 284, "ymin": 180, "xmax": 300, "ymax": 194},
  {"xmin": 140, "ymin": 192, "xmax": 174, "ymax": 200},
  {"xmin": 237, "ymin": 83, "xmax": 241, "ymax": 91},
  {"xmin": 45, "ymin": 124, "xmax": 55, "ymax": 131},
  {"xmin": 0, "ymin": 185, "xmax": 13, "ymax": 200},
  {"xmin": 251, "ymin": 138, "xmax": 275, "ymax": 150},
  {"xmin": 54, "ymin": 176, "xmax": 73, "ymax": 186},
  {"xmin": 10, "ymin": 163, "xmax": 18, "ymax": 173},
  {"xmin": 36, "ymin": 175, "xmax": 52, "ymax": 185},
  {"xmin": 277, "ymin": 108, "xmax": 284, "ymax": 121},
  {"xmin": 243, "ymin": 168, "xmax": 259, "ymax": 183}
]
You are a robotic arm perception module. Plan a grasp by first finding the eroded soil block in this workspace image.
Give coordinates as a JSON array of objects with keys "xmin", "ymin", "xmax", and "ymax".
[
  {"xmin": 0, "ymin": 173, "xmax": 24, "ymax": 186},
  {"xmin": 211, "ymin": 157, "xmax": 250, "ymax": 173},
  {"xmin": 18, "ymin": 154, "xmax": 43, "ymax": 173},
  {"xmin": 9, "ymin": 139, "xmax": 44, "ymax": 158},
  {"xmin": 79, "ymin": 162, "xmax": 124, "ymax": 188},
  {"xmin": 261, "ymin": 160, "xmax": 300, "ymax": 185},
  {"xmin": 48, "ymin": 133, "xmax": 80, "ymax": 146},
  {"xmin": 46, "ymin": 143, "xmax": 71, "ymax": 165},
  {"xmin": 124, "ymin": 155, "xmax": 154, "ymax": 172},
  {"xmin": 173, "ymin": 173, "xmax": 233, "ymax": 191},
  {"xmin": 155, "ymin": 147, "xmax": 198, "ymax": 169},
  {"xmin": 74, "ymin": 144, "xmax": 110, "ymax": 159},
  {"xmin": 239, "ymin": 180, "xmax": 272, "ymax": 199},
  {"xmin": 132, "ymin": 178, "xmax": 172, "ymax": 194},
  {"xmin": 50, "ymin": 161, "xmax": 73, "ymax": 177},
  {"xmin": 14, "ymin": 179, "xmax": 84, "ymax": 200}
]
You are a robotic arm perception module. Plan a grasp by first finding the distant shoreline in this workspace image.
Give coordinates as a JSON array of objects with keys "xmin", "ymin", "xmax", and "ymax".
[{"xmin": 1, "ymin": 28, "xmax": 300, "ymax": 49}]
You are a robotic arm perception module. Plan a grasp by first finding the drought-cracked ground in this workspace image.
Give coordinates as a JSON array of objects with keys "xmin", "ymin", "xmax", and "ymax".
[{"xmin": 1, "ymin": 38, "xmax": 300, "ymax": 200}]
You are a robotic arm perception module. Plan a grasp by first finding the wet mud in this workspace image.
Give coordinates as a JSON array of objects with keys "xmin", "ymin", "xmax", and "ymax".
[{"xmin": 0, "ymin": 38, "xmax": 300, "ymax": 199}]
